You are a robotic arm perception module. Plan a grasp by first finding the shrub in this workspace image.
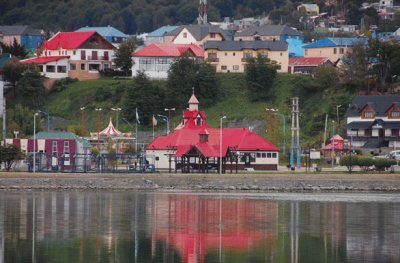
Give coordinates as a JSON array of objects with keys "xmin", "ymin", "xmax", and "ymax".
[
  {"xmin": 358, "ymin": 156, "xmax": 374, "ymax": 171},
  {"xmin": 339, "ymin": 154, "xmax": 359, "ymax": 171},
  {"xmin": 373, "ymin": 158, "xmax": 397, "ymax": 171}
]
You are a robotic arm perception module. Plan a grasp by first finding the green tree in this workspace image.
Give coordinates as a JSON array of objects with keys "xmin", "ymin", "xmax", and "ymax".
[
  {"xmin": 122, "ymin": 71, "xmax": 164, "ymax": 126},
  {"xmin": 2, "ymin": 58, "xmax": 26, "ymax": 97},
  {"xmin": 314, "ymin": 64, "xmax": 339, "ymax": 91},
  {"xmin": 340, "ymin": 42, "xmax": 369, "ymax": 90},
  {"xmin": 113, "ymin": 37, "xmax": 137, "ymax": 76},
  {"xmin": 244, "ymin": 54, "xmax": 277, "ymax": 102},
  {"xmin": 16, "ymin": 68, "xmax": 45, "ymax": 108},
  {"xmin": 166, "ymin": 55, "xmax": 220, "ymax": 109},
  {"xmin": 0, "ymin": 38, "xmax": 28, "ymax": 59},
  {"xmin": 0, "ymin": 144, "xmax": 25, "ymax": 171}
]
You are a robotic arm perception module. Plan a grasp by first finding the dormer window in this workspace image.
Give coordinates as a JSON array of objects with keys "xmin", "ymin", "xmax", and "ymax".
[
  {"xmin": 364, "ymin": 111, "xmax": 374, "ymax": 118},
  {"xmin": 196, "ymin": 114, "xmax": 202, "ymax": 126}
]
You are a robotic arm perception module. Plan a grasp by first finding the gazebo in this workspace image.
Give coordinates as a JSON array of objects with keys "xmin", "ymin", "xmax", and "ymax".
[{"xmin": 321, "ymin": 134, "xmax": 351, "ymax": 159}]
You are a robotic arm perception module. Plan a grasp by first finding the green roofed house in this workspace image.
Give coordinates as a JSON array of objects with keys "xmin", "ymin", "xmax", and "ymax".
[{"xmin": 6, "ymin": 131, "xmax": 92, "ymax": 172}]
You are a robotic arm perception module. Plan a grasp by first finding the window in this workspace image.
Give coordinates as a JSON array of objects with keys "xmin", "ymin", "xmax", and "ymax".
[
  {"xmin": 38, "ymin": 65, "xmax": 43, "ymax": 72},
  {"xmin": 225, "ymin": 52, "xmax": 227, "ymax": 56},
  {"xmin": 334, "ymin": 48, "xmax": 337, "ymax": 54},
  {"xmin": 104, "ymin": 63, "xmax": 109, "ymax": 69},
  {"xmin": 81, "ymin": 50, "xmax": 86, "ymax": 60},
  {"xmin": 89, "ymin": 64, "xmax": 100, "ymax": 71},
  {"xmin": 233, "ymin": 65, "xmax": 239, "ymax": 70},
  {"xmin": 364, "ymin": 111, "xmax": 374, "ymax": 118},
  {"xmin": 280, "ymin": 52, "xmax": 283, "ymax": 56},
  {"xmin": 305, "ymin": 49, "xmax": 308, "ymax": 56},
  {"xmin": 267, "ymin": 153, "xmax": 272, "ymax": 158},
  {"xmin": 210, "ymin": 33, "xmax": 216, "ymax": 38},
  {"xmin": 256, "ymin": 153, "xmax": 261, "ymax": 158},
  {"xmin": 46, "ymin": 65, "xmax": 55, "ymax": 72},
  {"xmin": 262, "ymin": 153, "xmax": 266, "ymax": 158},
  {"xmin": 73, "ymin": 51, "xmax": 76, "ymax": 55},
  {"xmin": 52, "ymin": 141, "xmax": 58, "ymax": 157},
  {"xmin": 272, "ymin": 152, "xmax": 277, "ymax": 158},
  {"xmin": 183, "ymin": 32, "xmax": 187, "ymax": 38},
  {"xmin": 57, "ymin": 66, "xmax": 66, "ymax": 73},
  {"xmin": 81, "ymin": 63, "xmax": 86, "ymax": 70},
  {"xmin": 221, "ymin": 65, "xmax": 227, "ymax": 70},
  {"xmin": 391, "ymin": 129, "xmax": 399, "ymax": 136},
  {"xmin": 233, "ymin": 52, "xmax": 236, "ymax": 56},
  {"xmin": 340, "ymin": 48, "xmax": 344, "ymax": 54},
  {"xmin": 70, "ymin": 63, "xmax": 76, "ymax": 70},
  {"xmin": 104, "ymin": 51, "xmax": 109, "ymax": 61},
  {"xmin": 391, "ymin": 111, "xmax": 400, "ymax": 118},
  {"xmin": 91, "ymin": 51, "xmax": 98, "ymax": 60},
  {"xmin": 64, "ymin": 141, "xmax": 70, "ymax": 153}
]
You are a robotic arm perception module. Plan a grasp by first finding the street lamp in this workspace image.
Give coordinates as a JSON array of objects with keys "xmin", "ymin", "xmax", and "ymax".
[
  {"xmin": 331, "ymin": 120, "xmax": 335, "ymax": 167},
  {"xmin": 157, "ymin": 114, "xmax": 169, "ymax": 135},
  {"xmin": 220, "ymin": 116, "xmax": 226, "ymax": 175},
  {"xmin": 164, "ymin": 108, "xmax": 175, "ymax": 134},
  {"xmin": 13, "ymin": 130, "xmax": 19, "ymax": 139},
  {"xmin": 33, "ymin": 112, "xmax": 39, "ymax": 173},
  {"xmin": 111, "ymin": 107, "xmax": 122, "ymax": 129},
  {"xmin": 336, "ymin": 105, "xmax": 342, "ymax": 125},
  {"xmin": 95, "ymin": 108, "xmax": 102, "ymax": 147},
  {"xmin": 38, "ymin": 110, "xmax": 51, "ymax": 131},
  {"xmin": 80, "ymin": 107, "xmax": 85, "ymax": 137}
]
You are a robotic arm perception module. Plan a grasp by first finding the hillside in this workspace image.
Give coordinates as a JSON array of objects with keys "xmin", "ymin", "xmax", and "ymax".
[
  {"xmin": 0, "ymin": 0, "xmax": 287, "ymax": 34},
  {"xmin": 41, "ymin": 73, "xmax": 354, "ymax": 150}
]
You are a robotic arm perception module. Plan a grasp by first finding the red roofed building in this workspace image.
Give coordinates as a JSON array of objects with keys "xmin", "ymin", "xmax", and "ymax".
[
  {"xmin": 131, "ymin": 43, "xmax": 204, "ymax": 79},
  {"xmin": 20, "ymin": 31, "xmax": 115, "ymax": 80},
  {"xmin": 146, "ymin": 93, "xmax": 279, "ymax": 172},
  {"xmin": 288, "ymin": 57, "xmax": 334, "ymax": 75}
]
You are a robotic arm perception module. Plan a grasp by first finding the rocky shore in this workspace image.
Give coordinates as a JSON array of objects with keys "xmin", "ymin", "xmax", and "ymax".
[{"xmin": 1, "ymin": 172, "xmax": 400, "ymax": 192}]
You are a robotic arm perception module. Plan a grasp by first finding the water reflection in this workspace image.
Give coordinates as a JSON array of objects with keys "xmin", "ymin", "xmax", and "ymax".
[{"xmin": 0, "ymin": 191, "xmax": 399, "ymax": 263}]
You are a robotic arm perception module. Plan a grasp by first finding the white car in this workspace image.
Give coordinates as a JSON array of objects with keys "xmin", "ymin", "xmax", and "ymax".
[{"xmin": 389, "ymin": 150, "xmax": 400, "ymax": 160}]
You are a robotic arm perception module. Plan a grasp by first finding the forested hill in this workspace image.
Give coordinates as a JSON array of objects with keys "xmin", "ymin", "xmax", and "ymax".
[{"xmin": 0, "ymin": 0, "xmax": 287, "ymax": 34}]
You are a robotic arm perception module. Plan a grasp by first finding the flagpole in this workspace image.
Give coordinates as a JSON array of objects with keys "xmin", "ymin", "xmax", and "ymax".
[
  {"xmin": 152, "ymin": 115, "xmax": 155, "ymax": 140},
  {"xmin": 136, "ymin": 108, "xmax": 138, "ymax": 152}
]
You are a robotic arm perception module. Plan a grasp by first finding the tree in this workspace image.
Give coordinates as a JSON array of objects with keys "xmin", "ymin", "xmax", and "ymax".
[
  {"xmin": 0, "ymin": 38, "xmax": 28, "ymax": 59},
  {"xmin": 339, "ymin": 42, "xmax": 369, "ymax": 91},
  {"xmin": 16, "ymin": 68, "xmax": 45, "ymax": 108},
  {"xmin": 113, "ymin": 37, "xmax": 137, "ymax": 76},
  {"xmin": 2, "ymin": 58, "xmax": 26, "ymax": 97},
  {"xmin": 244, "ymin": 54, "xmax": 277, "ymax": 102},
  {"xmin": 122, "ymin": 71, "xmax": 164, "ymax": 126},
  {"xmin": 313, "ymin": 64, "xmax": 339, "ymax": 91},
  {"xmin": 166, "ymin": 55, "xmax": 220, "ymax": 109},
  {"xmin": 0, "ymin": 144, "xmax": 24, "ymax": 171}
]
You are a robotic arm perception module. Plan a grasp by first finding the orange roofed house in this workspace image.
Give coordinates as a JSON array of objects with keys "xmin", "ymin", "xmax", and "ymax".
[
  {"xmin": 131, "ymin": 43, "xmax": 204, "ymax": 79},
  {"xmin": 21, "ymin": 31, "xmax": 116, "ymax": 80},
  {"xmin": 146, "ymin": 94, "xmax": 279, "ymax": 172}
]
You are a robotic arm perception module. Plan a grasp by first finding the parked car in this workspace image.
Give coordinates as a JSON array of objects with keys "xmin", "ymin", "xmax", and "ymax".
[{"xmin": 389, "ymin": 150, "xmax": 400, "ymax": 160}]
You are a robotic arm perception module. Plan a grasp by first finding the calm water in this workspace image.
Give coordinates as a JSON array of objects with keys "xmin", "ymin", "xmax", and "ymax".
[{"xmin": 1, "ymin": 191, "xmax": 400, "ymax": 263}]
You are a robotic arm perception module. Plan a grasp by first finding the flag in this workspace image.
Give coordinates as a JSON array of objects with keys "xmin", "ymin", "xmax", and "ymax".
[
  {"xmin": 135, "ymin": 108, "xmax": 140, "ymax": 124},
  {"xmin": 152, "ymin": 115, "xmax": 157, "ymax": 126}
]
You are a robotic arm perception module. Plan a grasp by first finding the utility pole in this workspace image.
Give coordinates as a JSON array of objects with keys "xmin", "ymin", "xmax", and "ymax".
[{"xmin": 290, "ymin": 97, "xmax": 301, "ymax": 169}]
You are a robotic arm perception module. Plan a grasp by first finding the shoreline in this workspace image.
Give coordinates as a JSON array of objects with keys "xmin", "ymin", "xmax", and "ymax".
[{"xmin": 1, "ymin": 172, "xmax": 400, "ymax": 192}]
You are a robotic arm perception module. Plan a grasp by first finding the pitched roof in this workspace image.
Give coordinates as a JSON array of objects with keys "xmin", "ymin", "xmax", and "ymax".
[
  {"xmin": 166, "ymin": 24, "xmax": 227, "ymax": 41},
  {"xmin": 303, "ymin": 37, "xmax": 368, "ymax": 48},
  {"xmin": 235, "ymin": 25, "xmax": 302, "ymax": 37},
  {"xmin": 189, "ymin": 94, "xmax": 199, "ymax": 104},
  {"xmin": 147, "ymin": 26, "xmax": 178, "ymax": 37},
  {"xmin": 204, "ymin": 40, "xmax": 288, "ymax": 51},
  {"xmin": 75, "ymin": 26, "xmax": 128, "ymax": 38},
  {"xmin": 131, "ymin": 43, "xmax": 204, "ymax": 57},
  {"xmin": 20, "ymin": 56, "xmax": 69, "ymax": 64},
  {"xmin": 0, "ymin": 25, "xmax": 41, "ymax": 36},
  {"xmin": 345, "ymin": 95, "xmax": 400, "ymax": 118},
  {"xmin": 289, "ymin": 57, "xmax": 332, "ymax": 66},
  {"xmin": 100, "ymin": 118, "xmax": 122, "ymax": 137},
  {"xmin": 42, "ymin": 31, "xmax": 114, "ymax": 50}
]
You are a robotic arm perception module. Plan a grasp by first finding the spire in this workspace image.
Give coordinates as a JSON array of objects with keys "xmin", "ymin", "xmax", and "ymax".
[{"xmin": 188, "ymin": 88, "xmax": 199, "ymax": 111}]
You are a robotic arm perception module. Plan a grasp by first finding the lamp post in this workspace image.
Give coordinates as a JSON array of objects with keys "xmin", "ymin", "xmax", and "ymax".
[
  {"xmin": 80, "ymin": 107, "xmax": 85, "ymax": 137},
  {"xmin": 38, "ymin": 110, "xmax": 51, "ymax": 131},
  {"xmin": 336, "ymin": 105, "xmax": 342, "ymax": 126},
  {"xmin": 33, "ymin": 112, "xmax": 39, "ymax": 173},
  {"xmin": 157, "ymin": 114, "xmax": 169, "ymax": 135},
  {"xmin": 111, "ymin": 107, "xmax": 122, "ymax": 129},
  {"xmin": 220, "ymin": 116, "xmax": 226, "ymax": 175},
  {"xmin": 95, "ymin": 108, "xmax": 102, "ymax": 147},
  {"xmin": 332, "ymin": 120, "xmax": 335, "ymax": 167},
  {"xmin": 13, "ymin": 130, "xmax": 19, "ymax": 139},
  {"xmin": 164, "ymin": 108, "xmax": 175, "ymax": 134}
]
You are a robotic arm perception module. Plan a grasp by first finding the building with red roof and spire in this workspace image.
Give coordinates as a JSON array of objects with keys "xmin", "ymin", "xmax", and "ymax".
[{"xmin": 146, "ymin": 93, "xmax": 279, "ymax": 172}]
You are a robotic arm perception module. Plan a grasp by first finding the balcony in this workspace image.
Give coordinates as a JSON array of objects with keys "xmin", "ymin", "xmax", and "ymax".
[
  {"xmin": 87, "ymin": 56, "xmax": 107, "ymax": 61},
  {"xmin": 206, "ymin": 57, "xmax": 219, "ymax": 63},
  {"xmin": 241, "ymin": 57, "xmax": 253, "ymax": 63}
]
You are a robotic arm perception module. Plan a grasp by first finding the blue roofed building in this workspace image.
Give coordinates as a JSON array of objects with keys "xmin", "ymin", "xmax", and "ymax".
[
  {"xmin": 144, "ymin": 26, "xmax": 178, "ymax": 46},
  {"xmin": 303, "ymin": 37, "xmax": 368, "ymax": 63},
  {"xmin": 76, "ymin": 26, "xmax": 128, "ymax": 46},
  {"xmin": 0, "ymin": 25, "xmax": 44, "ymax": 50}
]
